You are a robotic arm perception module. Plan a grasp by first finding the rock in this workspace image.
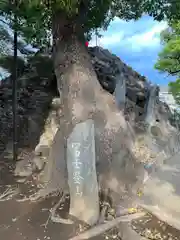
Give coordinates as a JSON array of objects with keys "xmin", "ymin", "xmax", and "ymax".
[
  {"xmin": 33, "ymin": 156, "xmax": 45, "ymax": 171},
  {"xmin": 88, "ymin": 47, "xmax": 180, "ymax": 230},
  {"xmin": 16, "ymin": 178, "xmax": 27, "ymax": 183},
  {"xmin": 118, "ymin": 223, "xmax": 147, "ymax": 240},
  {"xmin": 90, "ymin": 47, "xmax": 150, "ymax": 109},
  {"xmin": 145, "ymin": 85, "xmax": 159, "ymax": 126},
  {"xmin": 114, "ymin": 72, "xmax": 126, "ymax": 110},
  {"xmin": 67, "ymin": 119, "xmax": 99, "ymax": 225},
  {"xmin": 106, "ymin": 215, "xmax": 114, "ymax": 221},
  {"xmin": 14, "ymin": 160, "xmax": 33, "ymax": 177},
  {"xmin": 1, "ymin": 45, "xmax": 180, "ymax": 234},
  {"xmin": 138, "ymin": 151, "xmax": 180, "ymax": 231},
  {"xmin": 0, "ymin": 50, "xmax": 55, "ymax": 156},
  {"xmin": 34, "ymin": 97, "xmax": 60, "ymax": 158}
]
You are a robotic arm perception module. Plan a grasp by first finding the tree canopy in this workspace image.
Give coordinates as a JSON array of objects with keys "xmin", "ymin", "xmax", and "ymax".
[
  {"xmin": 1, "ymin": 0, "xmax": 180, "ymax": 104},
  {"xmin": 155, "ymin": 20, "xmax": 180, "ymax": 106},
  {"xmin": 1, "ymin": 0, "xmax": 180, "ymax": 49}
]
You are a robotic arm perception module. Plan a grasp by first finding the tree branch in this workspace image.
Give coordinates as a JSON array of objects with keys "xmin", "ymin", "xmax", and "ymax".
[
  {"xmin": 169, "ymin": 69, "xmax": 180, "ymax": 75},
  {"xmin": 69, "ymin": 212, "xmax": 145, "ymax": 240}
]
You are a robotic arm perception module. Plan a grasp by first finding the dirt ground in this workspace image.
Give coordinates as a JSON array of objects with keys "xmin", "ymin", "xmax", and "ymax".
[
  {"xmin": 0, "ymin": 159, "xmax": 121, "ymax": 240},
  {"xmin": 1, "ymin": 156, "xmax": 180, "ymax": 240},
  {"xmin": 0, "ymin": 188, "xmax": 121, "ymax": 240}
]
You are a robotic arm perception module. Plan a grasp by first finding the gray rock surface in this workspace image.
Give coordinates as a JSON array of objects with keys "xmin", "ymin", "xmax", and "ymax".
[
  {"xmin": 145, "ymin": 85, "xmax": 159, "ymax": 125},
  {"xmin": 14, "ymin": 160, "xmax": 33, "ymax": 177},
  {"xmin": 88, "ymin": 47, "xmax": 180, "ymax": 230},
  {"xmin": 89, "ymin": 46, "xmax": 150, "ymax": 110},
  {"xmin": 1, "ymin": 45, "xmax": 180, "ymax": 233},
  {"xmin": 67, "ymin": 119, "xmax": 99, "ymax": 225},
  {"xmin": 138, "ymin": 151, "xmax": 180, "ymax": 230},
  {"xmin": 115, "ymin": 72, "xmax": 126, "ymax": 110},
  {"xmin": 0, "ymin": 53, "xmax": 55, "ymax": 157},
  {"xmin": 118, "ymin": 223, "xmax": 147, "ymax": 240}
]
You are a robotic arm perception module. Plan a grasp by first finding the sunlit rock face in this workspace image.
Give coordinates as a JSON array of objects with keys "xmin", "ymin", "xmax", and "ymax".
[
  {"xmin": 159, "ymin": 85, "xmax": 179, "ymax": 112},
  {"xmin": 89, "ymin": 47, "xmax": 176, "ymax": 128},
  {"xmin": 89, "ymin": 47, "xmax": 180, "ymax": 230},
  {"xmin": 90, "ymin": 48, "xmax": 180, "ymax": 201},
  {"xmin": 0, "ymin": 42, "xmax": 179, "ymax": 168}
]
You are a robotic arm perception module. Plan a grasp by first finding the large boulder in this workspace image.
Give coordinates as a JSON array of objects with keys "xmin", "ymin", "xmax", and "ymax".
[
  {"xmin": 89, "ymin": 46, "xmax": 150, "ymax": 109},
  {"xmin": 88, "ymin": 47, "xmax": 180, "ymax": 229},
  {"xmin": 1, "ymin": 45, "xmax": 180, "ymax": 231}
]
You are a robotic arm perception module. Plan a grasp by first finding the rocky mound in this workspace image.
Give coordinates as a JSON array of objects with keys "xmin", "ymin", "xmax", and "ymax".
[
  {"xmin": 0, "ymin": 46, "xmax": 180, "ymax": 237},
  {"xmin": 0, "ymin": 53, "xmax": 57, "ymax": 156},
  {"xmin": 0, "ymin": 46, "xmax": 179, "ymax": 186}
]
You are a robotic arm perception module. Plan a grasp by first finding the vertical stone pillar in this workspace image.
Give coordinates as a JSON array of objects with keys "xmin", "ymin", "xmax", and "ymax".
[{"xmin": 67, "ymin": 119, "xmax": 99, "ymax": 225}]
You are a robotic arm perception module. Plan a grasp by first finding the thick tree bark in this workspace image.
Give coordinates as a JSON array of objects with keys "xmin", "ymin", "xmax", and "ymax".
[
  {"xmin": 36, "ymin": 10, "xmax": 144, "ymax": 225},
  {"xmin": 51, "ymin": 12, "xmax": 101, "ymax": 225}
]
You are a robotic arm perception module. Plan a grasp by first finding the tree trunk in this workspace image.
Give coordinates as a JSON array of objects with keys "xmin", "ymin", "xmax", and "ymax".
[
  {"xmin": 29, "ymin": 11, "xmax": 180, "ymax": 231},
  {"xmin": 37, "ymin": 10, "xmax": 144, "ymax": 225},
  {"xmin": 46, "ymin": 11, "xmax": 102, "ymax": 225}
]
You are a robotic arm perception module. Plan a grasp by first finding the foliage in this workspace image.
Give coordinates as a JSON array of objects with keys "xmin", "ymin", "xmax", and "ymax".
[
  {"xmin": 155, "ymin": 20, "xmax": 180, "ymax": 106},
  {"xmin": 0, "ymin": 0, "xmax": 179, "ymax": 85},
  {"xmin": 155, "ymin": 21, "xmax": 180, "ymax": 76},
  {"xmin": 0, "ymin": 18, "xmax": 36, "ymax": 76},
  {"xmin": 0, "ymin": 55, "xmax": 25, "ymax": 76},
  {"xmin": 0, "ymin": 23, "xmax": 13, "ymax": 56},
  {"xmin": 1, "ymin": 0, "xmax": 180, "ymax": 50},
  {"xmin": 0, "ymin": 19, "xmax": 34, "ymax": 56},
  {"xmin": 0, "ymin": 0, "xmax": 180, "ymax": 78},
  {"xmin": 169, "ymin": 79, "xmax": 180, "ymax": 105},
  {"xmin": 1, "ymin": 0, "xmax": 180, "ymax": 86}
]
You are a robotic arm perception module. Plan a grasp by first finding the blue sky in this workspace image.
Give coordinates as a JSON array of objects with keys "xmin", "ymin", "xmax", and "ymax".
[
  {"xmin": 0, "ymin": 15, "xmax": 176, "ymax": 85},
  {"xmin": 90, "ymin": 15, "xmax": 175, "ymax": 86}
]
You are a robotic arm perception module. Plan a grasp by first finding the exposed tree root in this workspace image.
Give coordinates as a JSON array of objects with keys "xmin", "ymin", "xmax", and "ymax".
[
  {"xmin": 16, "ymin": 197, "xmax": 30, "ymax": 202},
  {"xmin": 0, "ymin": 187, "xmax": 19, "ymax": 201},
  {"xmin": 98, "ymin": 204, "xmax": 109, "ymax": 224},
  {"xmin": 69, "ymin": 212, "xmax": 145, "ymax": 240},
  {"xmin": 29, "ymin": 186, "xmax": 60, "ymax": 202},
  {"xmin": 118, "ymin": 222, "xmax": 148, "ymax": 240},
  {"xmin": 50, "ymin": 192, "xmax": 74, "ymax": 224}
]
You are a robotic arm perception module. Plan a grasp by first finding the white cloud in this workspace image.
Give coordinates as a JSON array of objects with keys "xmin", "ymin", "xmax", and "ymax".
[
  {"xmin": 126, "ymin": 22, "xmax": 168, "ymax": 51},
  {"xmin": 89, "ymin": 32, "xmax": 125, "ymax": 47},
  {"xmin": 90, "ymin": 18, "xmax": 168, "ymax": 52},
  {"xmin": 89, "ymin": 16, "xmax": 170, "ymax": 85},
  {"xmin": 112, "ymin": 17, "xmax": 126, "ymax": 24}
]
